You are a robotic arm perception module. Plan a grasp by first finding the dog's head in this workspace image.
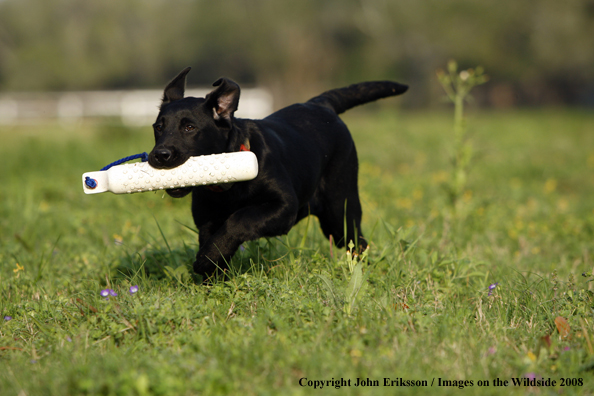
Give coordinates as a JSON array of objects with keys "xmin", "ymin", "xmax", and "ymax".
[{"xmin": 148, "ymin": 67, "xmax": 241, "ymax": 170}]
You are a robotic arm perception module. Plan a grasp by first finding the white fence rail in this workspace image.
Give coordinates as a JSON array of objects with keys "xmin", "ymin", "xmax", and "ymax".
[{"xmin": 0, "ymin": 88, "xmax": 273, "ymax": 126}]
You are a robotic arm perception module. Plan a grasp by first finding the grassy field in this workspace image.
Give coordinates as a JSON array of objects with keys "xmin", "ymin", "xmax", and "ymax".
[{"xmin": 1, "ymin": 108, "xmax": 594, "ymax": 395}]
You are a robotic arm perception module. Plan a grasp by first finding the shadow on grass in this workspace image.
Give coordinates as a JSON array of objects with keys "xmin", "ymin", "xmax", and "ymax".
[
  {"xmin": 111, "ymin": 237, "xmax": 293, "ymax": 284},
  {"xmin": 113, "ymin": 244, "xmax": 196, "ymax": 281}
]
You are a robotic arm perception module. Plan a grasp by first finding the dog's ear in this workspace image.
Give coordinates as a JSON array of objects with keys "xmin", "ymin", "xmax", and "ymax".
[
  {"xmin": 162, "ymin": 67, "xmax": 191, "ymax": 106},
  {"xmin": 205, "ymin": 78, "xmax": 240, "ymax": 125}
]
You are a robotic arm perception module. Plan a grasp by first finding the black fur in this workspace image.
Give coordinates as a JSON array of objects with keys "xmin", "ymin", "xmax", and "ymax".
[{"xmin": 148, "ymin": 67, "xmax": 408, "ymax": 279}]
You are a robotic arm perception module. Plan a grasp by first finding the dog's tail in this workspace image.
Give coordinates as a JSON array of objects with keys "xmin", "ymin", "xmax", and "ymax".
[{"xmin": 307, "ymin": 81, "xmax": 408, "ymax": 115}]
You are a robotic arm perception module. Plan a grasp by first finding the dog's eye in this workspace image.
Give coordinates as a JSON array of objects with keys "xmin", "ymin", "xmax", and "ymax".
[
  {"xmin": 184, "ymin": 125, "xmax": 195, "ymax": 133},
  {"xmin": 154, "ymin": 124, "xmax": 163, "ymax": 132}
]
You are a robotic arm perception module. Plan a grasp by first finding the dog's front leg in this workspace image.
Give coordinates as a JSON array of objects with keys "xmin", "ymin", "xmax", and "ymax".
[{"xmin": 193, "ymin": 198, "xmax": 298, "ymax": 278}]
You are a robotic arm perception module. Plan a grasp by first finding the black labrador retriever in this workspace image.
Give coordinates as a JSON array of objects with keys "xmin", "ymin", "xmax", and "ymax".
[{"xmin": 148, "ymin": 67, "xmax": 408, "ymax": 279}]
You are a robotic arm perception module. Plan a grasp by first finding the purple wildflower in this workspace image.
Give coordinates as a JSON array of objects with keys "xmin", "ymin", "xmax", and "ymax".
[
  {"xmin": 488, "ymin": 282, "xmax": 499, "ymax": 296},
  {"xmin": 524, "ymin": 373, "xmax": 540, "ymax": 381},
  {"xmin": 129, "ymin": 285, "xmax": 139, "ymax": 295},
  {"xmin": 4, "ymin": 316, "xmax": 12, "ymax": 321},
  {"xmin": 100, "ymin": 289, "xmax": 117, "ymax": 299}
]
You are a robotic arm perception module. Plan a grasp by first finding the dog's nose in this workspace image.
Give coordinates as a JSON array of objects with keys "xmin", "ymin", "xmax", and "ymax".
[{"xmin": 154, "ymin": 148, "xmax": 172, "ymax": 163}]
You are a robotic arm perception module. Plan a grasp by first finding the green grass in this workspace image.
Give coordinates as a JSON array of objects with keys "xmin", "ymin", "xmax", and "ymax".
[{"xmin": 1, "ymin": 109, "xmax": 594, "ymax": 395}]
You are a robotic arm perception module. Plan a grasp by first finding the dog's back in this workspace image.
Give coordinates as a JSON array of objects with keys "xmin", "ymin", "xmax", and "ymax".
[{"xmin": 257, "ymin": 80, "xmax": 409, "ymax": 154}]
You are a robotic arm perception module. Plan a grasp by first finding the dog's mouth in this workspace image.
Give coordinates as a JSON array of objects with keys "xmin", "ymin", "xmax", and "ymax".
[{"xmin": 148, "ymin": 149, "xmax": 189, "ymax": 169}]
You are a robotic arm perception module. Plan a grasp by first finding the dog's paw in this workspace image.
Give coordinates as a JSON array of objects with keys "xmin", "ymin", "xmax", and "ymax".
[
  {"xmin": 193, "ymin": 256, "xmax": 220, "ymax": 279},
  {"xmin": 166, "ymin": 188, "xmax": 192, "ymax": 198}
]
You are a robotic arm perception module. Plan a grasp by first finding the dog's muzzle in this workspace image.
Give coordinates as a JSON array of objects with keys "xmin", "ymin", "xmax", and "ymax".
[{"xmin": 149, "ymin": 147, "xmax": 187, "ymax": 169}]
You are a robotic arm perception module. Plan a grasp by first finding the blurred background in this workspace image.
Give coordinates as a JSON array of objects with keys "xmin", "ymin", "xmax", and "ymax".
[{"xmin": 1, "ymin": 0, "xmax": 593, "ymax": 120}]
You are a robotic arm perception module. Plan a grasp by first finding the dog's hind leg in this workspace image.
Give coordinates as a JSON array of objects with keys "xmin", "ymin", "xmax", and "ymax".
[
  {"xmin": 317, "ymin": 195, "xmax": 367, "ymax": 252},
  {"xmin": 316, "ymin": 148, "xmax": 367, "ymax": 252}
]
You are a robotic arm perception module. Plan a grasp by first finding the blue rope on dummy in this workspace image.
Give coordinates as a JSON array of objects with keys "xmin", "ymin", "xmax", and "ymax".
[
  {"xmin": 84, "ymin": 152, "xmax": 149, "ymax": 189},
  {"xmin": 100, "ymin": 152, "xmax": 149, "ymax": 171}
]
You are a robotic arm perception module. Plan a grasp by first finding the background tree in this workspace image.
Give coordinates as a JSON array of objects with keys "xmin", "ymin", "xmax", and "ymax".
[{"xmin": 0, "ymin": 0, "xmax": 592, "ymax": 107}]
